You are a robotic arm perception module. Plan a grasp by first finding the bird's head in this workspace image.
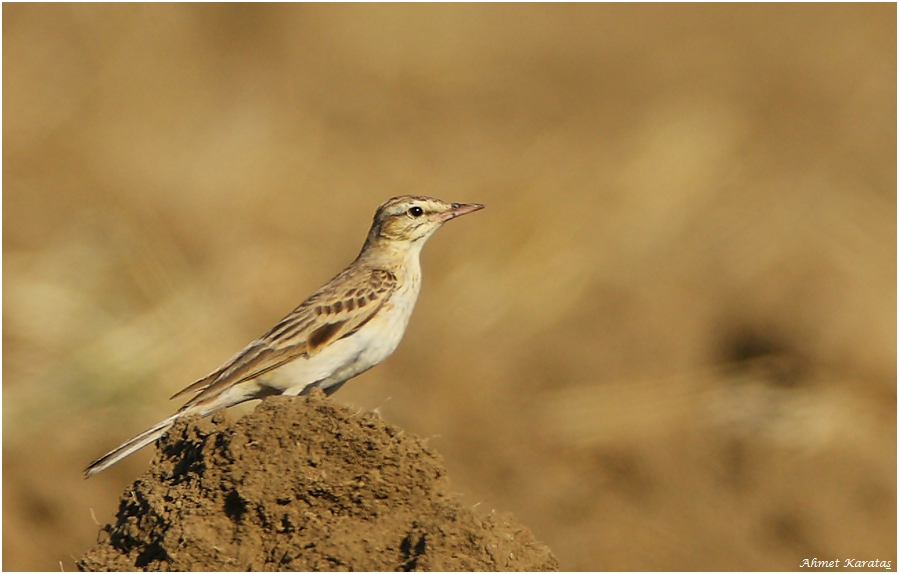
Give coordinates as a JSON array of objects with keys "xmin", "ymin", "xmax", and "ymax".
[{"xmin": 367, "ymin": 195, "xmax": 484, "ymax": 246}]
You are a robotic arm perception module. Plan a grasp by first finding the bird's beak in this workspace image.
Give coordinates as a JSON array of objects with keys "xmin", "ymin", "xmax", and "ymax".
[{"xmin": 433, "ymin": 202, "xmax": 485, "ymax": 223}]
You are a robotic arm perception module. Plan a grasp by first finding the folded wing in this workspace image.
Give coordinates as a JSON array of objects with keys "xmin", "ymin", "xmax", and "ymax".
[{"xmin": 170, "ymin": 268, "xmax": 397, "ymax": 409}]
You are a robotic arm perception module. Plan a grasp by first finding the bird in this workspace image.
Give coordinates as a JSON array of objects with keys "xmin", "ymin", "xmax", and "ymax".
[{"xmin": 85, "ymin": 195, "xmax": 483, "ymax": 477}]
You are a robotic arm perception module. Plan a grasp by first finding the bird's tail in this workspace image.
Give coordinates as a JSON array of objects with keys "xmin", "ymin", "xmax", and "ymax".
[{"xmin": 84, "ymin": 413, "xmax": 181, "ymax": 478}]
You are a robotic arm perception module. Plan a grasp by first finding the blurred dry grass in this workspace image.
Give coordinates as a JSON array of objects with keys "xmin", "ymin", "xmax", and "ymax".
[{"xmin": 3, "ymin": 4, "xmax": 896, "ymax": 571}]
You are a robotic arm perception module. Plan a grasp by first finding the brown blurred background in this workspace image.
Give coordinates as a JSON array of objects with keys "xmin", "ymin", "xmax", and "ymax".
[{"xmin": 3, "ymin": 4, "xmax": 896, "ymax": 571}]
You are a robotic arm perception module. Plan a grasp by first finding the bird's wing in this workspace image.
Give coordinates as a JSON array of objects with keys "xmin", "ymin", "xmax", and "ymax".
[{"xmin": 171, "ymin": 268, "xmax": 398, "ymax": 407}]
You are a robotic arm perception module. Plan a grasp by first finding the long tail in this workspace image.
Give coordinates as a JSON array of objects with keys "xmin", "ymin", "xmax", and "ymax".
[{"xmin": 84, "ymin": 413, "xmax": 181, "ymax": 478}]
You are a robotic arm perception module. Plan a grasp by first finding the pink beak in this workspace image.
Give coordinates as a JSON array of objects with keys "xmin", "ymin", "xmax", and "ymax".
[{"xmin": 432, "ymin": 202, "xmax": 485, "ymax": 223}]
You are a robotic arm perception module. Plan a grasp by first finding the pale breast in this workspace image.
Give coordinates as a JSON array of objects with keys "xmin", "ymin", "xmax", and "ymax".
[{"xmin": 263, "ymin": 265, "xmax": 423, "ymax": 395}]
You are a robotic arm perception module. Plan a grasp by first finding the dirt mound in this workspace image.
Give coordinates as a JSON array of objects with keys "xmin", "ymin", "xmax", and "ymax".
[{"xmin": 78, "ymin": 392, "xmax": 558, "ymax": 571}]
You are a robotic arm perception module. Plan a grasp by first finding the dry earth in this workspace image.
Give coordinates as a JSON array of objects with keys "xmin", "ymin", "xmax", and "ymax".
[
  {"xmin": 4, "ymin": 4, "xmax": 895, "ymax": 571},
  {"xmin": 78, "ymin": 392, "xmax": 557, "ymax": 571}
]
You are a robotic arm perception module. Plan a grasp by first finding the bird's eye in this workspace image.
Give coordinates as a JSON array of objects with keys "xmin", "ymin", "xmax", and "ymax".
[{"xmin": 408, "ymin": 206, "xmax": 424, "ymax": 217}]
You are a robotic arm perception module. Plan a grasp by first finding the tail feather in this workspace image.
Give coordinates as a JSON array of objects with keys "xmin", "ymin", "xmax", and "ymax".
[{"xmin": 84, "ymin": 413, "xmax": 181, "ymax": 478}]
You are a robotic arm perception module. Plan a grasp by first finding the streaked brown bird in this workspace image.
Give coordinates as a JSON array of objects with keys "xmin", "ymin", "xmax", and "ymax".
[{"xmin": 86, "ymin": 195, "xmax": 483, "ymax": 477}]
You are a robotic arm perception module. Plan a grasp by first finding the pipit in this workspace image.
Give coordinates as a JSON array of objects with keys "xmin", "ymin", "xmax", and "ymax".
[{"xmin": 85, "ymin": 195, "xmax": 483, "ymax": 477}]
